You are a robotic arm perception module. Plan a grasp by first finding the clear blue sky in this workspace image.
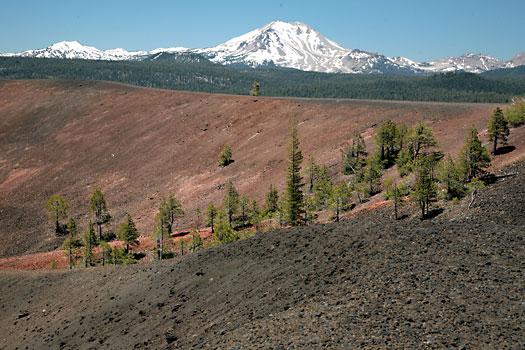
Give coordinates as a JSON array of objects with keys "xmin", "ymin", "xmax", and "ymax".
[{"xmin": 1, "ymin": 0, "xmax": 523, "ymax": 62}]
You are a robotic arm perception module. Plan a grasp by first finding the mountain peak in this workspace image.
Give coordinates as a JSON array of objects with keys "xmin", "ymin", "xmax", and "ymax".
[{"xmin": 0, "ymin": 21, "xmax": 519, "ymax": 74}]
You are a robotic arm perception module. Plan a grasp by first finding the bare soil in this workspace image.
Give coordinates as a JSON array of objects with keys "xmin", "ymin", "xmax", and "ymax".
[
  {"xmin": 0, "ymin": 158, "xmax": 523, "ymax": 349},
  {"xmin": 0, "ymin": 79, "xmax": 516, "ymax": 259}
]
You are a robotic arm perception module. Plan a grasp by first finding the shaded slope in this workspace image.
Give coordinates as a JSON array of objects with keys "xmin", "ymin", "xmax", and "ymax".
[
  {"xmin": 0, "ymin": 159, "xmax": 523, "ymax": 349},
  {"xmin": 0, "ymin": 80, "xmax": 506, "ymax": 257}
]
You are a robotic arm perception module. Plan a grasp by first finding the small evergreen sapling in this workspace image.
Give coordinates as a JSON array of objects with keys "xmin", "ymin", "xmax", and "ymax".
[{"xmin": 218, "ymin": 144, "xmax": 233, "ymax": 167}]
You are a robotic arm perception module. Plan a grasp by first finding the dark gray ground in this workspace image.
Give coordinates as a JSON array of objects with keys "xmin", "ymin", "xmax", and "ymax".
[{"xmin": 0, "ymin": 160, "xmax": 523, "ymax": 349}]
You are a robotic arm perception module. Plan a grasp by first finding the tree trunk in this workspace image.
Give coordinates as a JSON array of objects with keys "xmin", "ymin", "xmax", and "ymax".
[
  {"xmin": 394, "ymin": 198, "xmax": 398, "ymax": 220},
  {"xmin": 69, "ymin": 244, "xmax": 73, "ymax": 269},
  {"xmin": 493, "ymin": 136, "xmax": 498, "ymax": 154},
  {"xmin": 160, "ymin": 230, "xmax": 164, "ymax": 260}
]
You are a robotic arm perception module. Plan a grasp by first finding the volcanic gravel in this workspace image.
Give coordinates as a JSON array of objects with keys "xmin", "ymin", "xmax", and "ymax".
[{"xmin": 0, "ymin": 159, "xmax": 524, "ymax": 349}]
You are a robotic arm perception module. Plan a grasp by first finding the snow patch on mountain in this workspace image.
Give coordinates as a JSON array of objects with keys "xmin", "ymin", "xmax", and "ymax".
[{"xmin": 0, "ymin": 22, "xmax": 520, "ymax": 74}]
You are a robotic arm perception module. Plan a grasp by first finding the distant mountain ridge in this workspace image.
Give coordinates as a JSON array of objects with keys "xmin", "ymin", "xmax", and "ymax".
[{"xmin": 1, "ymin": 21, "xmax": 522, "ymax": 74}]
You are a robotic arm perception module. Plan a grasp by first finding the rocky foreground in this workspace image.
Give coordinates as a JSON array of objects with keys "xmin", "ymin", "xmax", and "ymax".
[{"xmin": 1, "ymin": 160, "xmax": 524, "ymax": 349}]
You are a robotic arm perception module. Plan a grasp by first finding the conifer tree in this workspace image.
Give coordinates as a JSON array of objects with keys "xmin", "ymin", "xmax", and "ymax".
[
  {"xmin": 45, "ymin": 194, "xmax": 69, "ymax": 235},
  {"xmin": 329, "ymin": 181, "xmax": 352, "ymax": 222},
  {"xmin": 250, "ymin": 81, "xmax": 261, "ymax": 96},
  {"xmin": 89, "ymin": 189, "xmax": 111, "ymax": 240},
  {"xmin": 99, "ymin": 241, "xmax": 112, "ymax": 267},
  {"xmin": 83, "ymin": 221, "xmax": 97, "ymax": 267},
  {"xmin": 304, "ymin": 196, "xmax": 318, "ymax": 225},
  {"xmin": 504, "ymin": 99, "xmax": 525, "ymax": 127},
  {"xmin": 313, "ymin": 165, "xmax": 333, "ymax": 209},
  {"xmin": 487, "ymin": 107, "xmax": 509, "ymax": 154},
  {"xmin": 341, "ymin": 131, "xmax": 367, "ymax": 175},
  {"xmin": 218, "ymin": 144, "xmax": 233, "ymax": 167},
  {"xmin": 62, "ymin": 217, "xmax": 81, "ymax": 269},
  {"xmin": 164, "ymin": 193, "xmax": 184, "ymax": 232},
  {"xmin": 206, "ymin": 202, "xmax": 218, "ymax": 233},
  {"xmin": 284, "ymin": 115, "xmax": 304, "ymax": 226},
  {"xmin": 437, "ymin": 154, "xmax": 464, "ymax": 200},
  {"xmin": 239, "ymin": 196, "xmax": 249, "ymax": 226},
  {"xmin": 457, "ymin": 125, "xmax": 491, "ymax": 182},
  {"xmin": 305, "ymin": 157, "xmax": 320, "ymax": 192},
  {"xmin": 152, "ymin": 204, "xmax": 171, "ymax": 260},
  {"xmin": 213, "ymin": 215, "xmax": 238, "ymax": 244},
  {"xmin": 264, "ymin": 184, "xmax": 279, "ymax": 215},
  {"xmin": 397, "ymin": 122, "xmax": 437, "ymax": 175},
  {"xmin": 411, "ymin": 156, "xmax": 438, "ymax": 219},
  {"xmin": 383, "ymin": 178, "xmax": 408, "ymax": 220},
  {"xmin": 362, "ymin": 154, "xmax": 383, "ymax": 196},
  {"xmin": 117, "ymin": 214, "xmax": 140, "ymax": 253},
  {"xmin": 375, "ymin": 119, "xmax": 400, "ymax": 167},
  {"xmin": 223, "ymin": 181, "xmax": 239, "ymax": 225},
  {"xmin": 189, "ymin": 228, "xmax": 203, "ymax": 252},
  {"xmin": 249, "ymin": 200, "xmax": 260, "ymax": 227}
]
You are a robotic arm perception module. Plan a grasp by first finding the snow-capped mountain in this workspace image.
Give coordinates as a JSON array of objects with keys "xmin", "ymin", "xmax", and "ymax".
[
  {"xmin": 1, "ymin": 21, "xmax": 520, "ymax": 74},
  {"xmin": 0, "ymin": 41, "xmax": 151, "ymax": 61},
  {"xmin": 416, "ymin": 53, "xmax": 510, "ymax": 74}
]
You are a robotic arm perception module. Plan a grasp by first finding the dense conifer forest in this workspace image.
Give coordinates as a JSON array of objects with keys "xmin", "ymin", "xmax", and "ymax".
[{"xmin": 1, "ymin": 56, "xmax": 524, "ymax": 102}]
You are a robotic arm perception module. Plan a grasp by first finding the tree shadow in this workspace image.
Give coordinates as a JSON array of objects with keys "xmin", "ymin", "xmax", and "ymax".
[
  {"xmin": 171, "ymin": 231, "xmax": 189, "ymax": 238},
  {"xmin": 422, "ymin": 208, "xmax": 444, "ymax": 220},
  {"xmin": 494, "ymin": 145, "xmax": 515, "ymax": 155},
  {"xmin": 396, "ymin": 214, "xmax": 409, "ymax": 220}
]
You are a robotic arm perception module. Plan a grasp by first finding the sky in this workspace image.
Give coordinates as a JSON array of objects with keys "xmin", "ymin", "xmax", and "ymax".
[{"xmin": 1, "ymin": 0, "xmax": 524, "ymax": 62}]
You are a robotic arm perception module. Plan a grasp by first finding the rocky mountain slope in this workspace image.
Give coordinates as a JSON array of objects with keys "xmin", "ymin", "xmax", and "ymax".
[
  {"xmin": 0, "ymin": 79, "xmax": 505, "ymax": 259},
  {"xmin": 0, "ymin": 158, "xmax": 523, "ymax": 349},
  {"xmin": 1, "ymin": 21, "xmax": 520, "ymax": 74}
]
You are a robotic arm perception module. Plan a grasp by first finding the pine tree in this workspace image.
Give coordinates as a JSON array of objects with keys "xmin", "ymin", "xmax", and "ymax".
[
  {"xmin": 83, "ymin": 221, "xmax": 97, "ymax": 267},
  {"xmin": 223, "ymin": 181, "xmax": 239, "ymax": 225},
  {"xmin": 284, "ymin": 115, "xmax": 304, "ymax": 226},
  {"xmin": 374, "ymin": 119, "xmax": 400, "ymax": 167},
  {"xmin": 239, "ymin": 196, "xmax": 249, "ymax": 226},
  {"xmin": 250, "ymin": 81, "xmax": 261, "ymax": 96},
  {"xmin": 504, "ymin": 99, "xmax": 525, "ymax": 127},
  {"xmin": 99, "ymin": 241, "xmax": 112, "ymax": 267},
  {"xmin": 62, "ymin": 218, "xmax": 81, "ymax": 269},
  {"xmin": 152, "ymin": 204, "xmax": 171, "ymax": 260},
  {"xmin": 45, "ymin": 194, "xmax": 69, "ymax": 236},
  {"xmin": 218, "ymin": 144, "xmax": 233, "ymax": 167},
  {"xmin": 305, "ymin": 157, "xmax": 320, "ymax": 192},
  {"xmin": 329, "ymin": 181, "xmax": 352, "ymax": 222},
  {"xmin": 341, "ymin": 131, "xmax": 367, "ymax": 175},
  {"xmin": 89, "ymin": 189, "xmax": 111, "ymax": 240},
  {"xmin": 383, "ymin": 178, "xmax": 408, "ymax": 220},
  {"xmin": 312, "ymin": 165, "xmax": 333, "ymax": 209},
  {"xmin": 189, "ymin": 228, "xmax": 203, "ymax": 252},
  {"xmin": 410, "ymin": 156, "xmax": 438, "ymax": 219},
  {"xmin": 117, "ymin": 214, "xmax": 140, "ymax": 253},
  {"xmin": 437, "ymin": 154, "xmax": 465, "ymax": 200},
  {"xmin": 396, "ymin": 122, "xmax": 437, "ymax": 175},
  {"xmin": 213, "ymin": 217, "xmax": 238, "ymax": 244},
  {"xmin": 487, "ymin": 107, "xmax": 509, "ymax": 154},
  {"xmin": 304, "ymin": 196, "xmax": 318, "ymax": 225},
  {"xmin": 457, "ymin": 125, "xmax": 491, "ymax": 182},
  {"xmin": 264, "ymin": 184, "xmax": 279, "ymax": 216},
  {"xmin": 249, "ymin": 200, "xmax": 260, "ymax": 227},
  {"xmin": 164, "ymin": 193, "xmax": 184, "ymax": 232},
  {"xmin": 362, "ymin": 154, "xmax": 383, "ymax": 196},
  {"xmin": 206, "ymin": 202, "xmax": 218, "ymax": 233}
]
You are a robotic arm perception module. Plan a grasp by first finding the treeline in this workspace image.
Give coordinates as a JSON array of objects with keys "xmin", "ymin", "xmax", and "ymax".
[
  {"xmin": 2, "ymin": 57, "xmax": 525, "ymax": 102},
  {"xmin": 46, "ymin": 102, "xmax": 523, "ymax": 269}
]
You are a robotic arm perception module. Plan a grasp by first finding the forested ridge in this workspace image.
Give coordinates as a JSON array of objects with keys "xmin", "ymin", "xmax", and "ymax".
[{"xmin": 1, "ymin": 56, "xmax": 524, "ymax": 102}]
